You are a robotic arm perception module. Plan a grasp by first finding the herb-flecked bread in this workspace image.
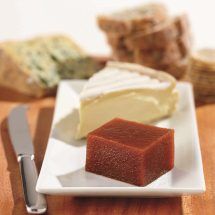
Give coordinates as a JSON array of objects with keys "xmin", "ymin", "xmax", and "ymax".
[{"xmin": 0, "ymin": 35, "xmax": 96, "ymax": 97}]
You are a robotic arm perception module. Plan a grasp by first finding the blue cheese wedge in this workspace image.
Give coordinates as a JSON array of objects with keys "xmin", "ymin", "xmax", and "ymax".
[
  {"xmin": 0, "ymin": 35, "xmax": 96, "ymax": 97},
  {"xmin": 76, "ymin": 61, "xmax": 178, "ymax": 139}
]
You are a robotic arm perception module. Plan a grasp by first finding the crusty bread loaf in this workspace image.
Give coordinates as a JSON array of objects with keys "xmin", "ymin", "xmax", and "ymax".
[
  {"xmin": 160, "ymin": 58, "xmax": 188, "ymax": 79},
  {"xmin": 97, "ymin": 2, "xmax": 192, "ymax": 80},
  {"xmin": 112, "ymin": 47, "xmax": 134, "ymax": 62},
  {"xmin": 188, "ymin": 49, "xmax": 215, "ymax": 102},
  {"xmin": 106, "ymin": 33, "xmax": 125, "ymax": 49},
  {"xmin": 174, "ymin": 14, "xmax": 190, "ymax": 37},
  {"xmin": 134, "ymin": 42, "xmax": 182, "ymax": 67},
  {"xmin": 0, "ymin": 35, "xmax": 96, "ymax": 97},
  {"xmin": 105, "ymin": 14, "xmax": 191, "ymax": 54},
  {"xmin": 97, "ymin": 3, "xmax": 168, "ymax": 35},
  {"xmin": 124, "ymin": 18, "xmax": 178, "ymax": 50}
]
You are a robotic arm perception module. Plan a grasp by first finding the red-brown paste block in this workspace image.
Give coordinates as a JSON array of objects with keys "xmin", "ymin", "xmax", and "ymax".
[{"xmin": 85, "ymin": 118, "xmax": 174, "ymax": 186}]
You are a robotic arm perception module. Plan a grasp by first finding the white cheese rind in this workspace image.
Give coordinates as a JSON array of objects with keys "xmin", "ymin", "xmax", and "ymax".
[
  {"xmin": 76, "ymin": 61, "xmax": 178, "ymax": 139},
  {"xmin": 80, "ymin": 61, "xmax": 175, "ymax": 101}
]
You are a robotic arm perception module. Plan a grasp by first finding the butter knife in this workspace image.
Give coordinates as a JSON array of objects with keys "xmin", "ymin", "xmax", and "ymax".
[{"xmin": 8, "ymin": 106, "xmax": 47, "ymax": 214}]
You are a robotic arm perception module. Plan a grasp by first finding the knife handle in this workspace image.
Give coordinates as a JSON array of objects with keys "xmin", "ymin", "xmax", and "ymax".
[{"xmin": 18, "ymin": 154, "xmax": 47, "ymax": 214}]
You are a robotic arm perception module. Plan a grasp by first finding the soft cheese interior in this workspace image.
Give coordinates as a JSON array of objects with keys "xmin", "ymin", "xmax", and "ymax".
[{"xmin": 76, "ymin": 62, "xmax": 178, "ymax": 139}]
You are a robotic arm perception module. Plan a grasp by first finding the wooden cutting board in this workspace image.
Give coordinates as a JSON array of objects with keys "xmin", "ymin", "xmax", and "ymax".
[{"xmin": 0, "ymin": 86, "xmax": 214, "ymax": 215}]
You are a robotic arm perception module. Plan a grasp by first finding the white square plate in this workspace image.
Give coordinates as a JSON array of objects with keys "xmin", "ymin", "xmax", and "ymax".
[{"xmin": 36, "ymin": 80, "xmax": 205, "ymax": 196}]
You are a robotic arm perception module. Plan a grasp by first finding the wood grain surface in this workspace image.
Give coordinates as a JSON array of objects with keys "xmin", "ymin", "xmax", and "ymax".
[{"xmin": 0, "ymin": 86, "xmax": 215, "ymax": 215}]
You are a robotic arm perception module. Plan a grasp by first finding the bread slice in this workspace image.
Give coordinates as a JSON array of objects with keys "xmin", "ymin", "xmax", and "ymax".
[
  {"xmin": 124, "ymin": 18, "xmax": 177, "ymax": 50},
  {"xmin": 125, "ymin": 14, "xmax": 190, "ymax": 51},
  {"xmin": 174, "ymin": 14, "xmax": 190, "ymax": 37},
  {"xmin": 112, "ymin": 46, "xmax": 134, "ymax": 62},
  {"xmin": 106, "ymin": 33, "xmax": 125, "ymax": 49},
  {"xmin": 161, "ymin": 58, "xmax": 188, "ymax": 79},
  {"xmin": 0, "ymin": 35, "xmax": 96, "ymax": 97},
  {"xmin": 97, "ymin": 3, "xmax": 168, "ymax": 35},
  {"xmin": 134, "ymin": 42, "xmax": 184, "ymax": 66}
]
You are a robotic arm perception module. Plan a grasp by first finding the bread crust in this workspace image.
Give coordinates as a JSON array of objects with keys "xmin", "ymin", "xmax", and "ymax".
[
  {"xmin": 97, "ymin": 4, "xmax": 168, "ymax": 35},
  {"xmin": 134, "ymin": 41, "xmax": 183, "ymax": 66},
  {"xmin": 125, "ymin": 19, "xmax": 177, "ymax": 50}
]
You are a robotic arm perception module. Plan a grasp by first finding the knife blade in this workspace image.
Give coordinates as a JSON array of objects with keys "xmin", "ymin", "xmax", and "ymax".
[{"xmin": 8, "ymin": 105, "xmax": 47, "ymax": 214}]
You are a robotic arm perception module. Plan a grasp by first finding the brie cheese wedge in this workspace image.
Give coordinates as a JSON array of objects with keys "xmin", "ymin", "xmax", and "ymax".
[{"xmin": 76, "ymin": 61, "xmax": 178, "ymax": 139}]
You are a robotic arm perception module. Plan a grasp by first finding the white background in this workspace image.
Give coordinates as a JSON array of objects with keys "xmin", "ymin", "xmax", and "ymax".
[{"xmin": 0, "ymin": 0, "xmax": 214, "ymax": 55}]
